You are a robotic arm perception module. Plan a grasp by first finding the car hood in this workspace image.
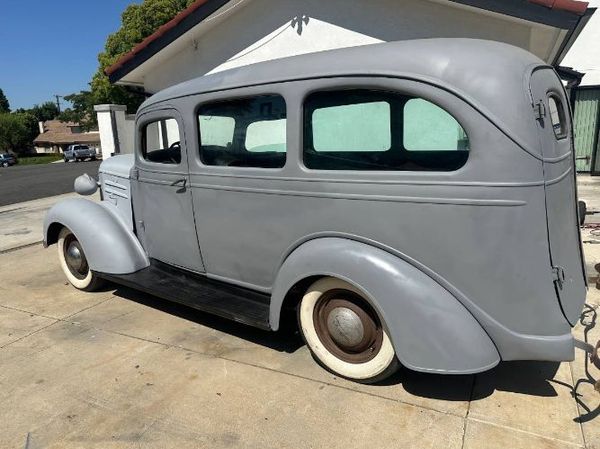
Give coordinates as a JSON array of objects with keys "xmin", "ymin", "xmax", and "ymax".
[{"xmin": 99, "ymin": 154, "xmax": 134, "ymax": 179}]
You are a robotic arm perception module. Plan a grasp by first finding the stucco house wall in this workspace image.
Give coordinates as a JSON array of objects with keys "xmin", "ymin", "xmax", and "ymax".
[{"xmin": 139, "ymin": 0, "xmax": 564, "ymax": 93}]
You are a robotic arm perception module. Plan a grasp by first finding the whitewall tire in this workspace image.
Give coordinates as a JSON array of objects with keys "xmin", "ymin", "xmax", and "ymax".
[
  {"xmin": 299, "ymin": 277, "xmax": 399, "ymax": 383},
  {"xmin": 57, "ymin": 227, "xmax": 104, "ymax": 291}
]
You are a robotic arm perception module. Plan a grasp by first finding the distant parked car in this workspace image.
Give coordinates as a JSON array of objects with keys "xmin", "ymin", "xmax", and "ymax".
[
  {"xmin": 64, "ymin": 145, "xmax": 97, "ymax": 162},
  {"xmin": 0, "ymin": 153, "xmax": 17, "ymax": 167}
]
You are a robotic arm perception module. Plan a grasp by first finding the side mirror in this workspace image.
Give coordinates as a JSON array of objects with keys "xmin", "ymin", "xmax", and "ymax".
[{"xmin": 74, "ymin": 173, "xmax": 99, "ymax": 196}]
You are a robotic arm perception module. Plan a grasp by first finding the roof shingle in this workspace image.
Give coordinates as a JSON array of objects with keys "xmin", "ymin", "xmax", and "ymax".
[{"xmin": 33, "ymin": 120, "xmax": 100, "ymax": 145}]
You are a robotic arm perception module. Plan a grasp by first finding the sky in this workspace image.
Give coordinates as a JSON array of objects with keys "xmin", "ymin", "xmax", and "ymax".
[{"xmin": 0, "ymin": 0, "xmax": 135, "ymax": 111}]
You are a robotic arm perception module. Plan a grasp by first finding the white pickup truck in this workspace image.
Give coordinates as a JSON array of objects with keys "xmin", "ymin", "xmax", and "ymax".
[{"xmin": 64, "ymin": 145, "xmax": 97, "ymax": 162}]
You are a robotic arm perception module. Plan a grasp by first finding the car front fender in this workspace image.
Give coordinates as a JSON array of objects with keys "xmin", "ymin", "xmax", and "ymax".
[
  {"xmin": 44, "ymin": 197, "xmax": 149, "ymax": 274},
  {"xmin": 270, "ymin": 237, "xmax": 500, "ymax": 374}
]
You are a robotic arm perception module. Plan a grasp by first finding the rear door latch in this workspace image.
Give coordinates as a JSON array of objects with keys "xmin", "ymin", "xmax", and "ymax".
[
  {"xmin": 534, "ymin": 100, "xmax": 546, "ymax": 120},
  {"xmin": 552, "ymin": 266, "xmax": 566, "ymax": 290}
]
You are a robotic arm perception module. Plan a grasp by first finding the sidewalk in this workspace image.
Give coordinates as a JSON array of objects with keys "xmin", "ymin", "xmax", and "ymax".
[{"xmin": 0, "ymin": 192, "xmax": 99, "ymax": 253}]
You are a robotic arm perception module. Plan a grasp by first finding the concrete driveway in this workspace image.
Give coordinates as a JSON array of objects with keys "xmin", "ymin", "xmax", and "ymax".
[{"xmin": 1, "ymin": 243, "xmax": 599, "ymax": 448}]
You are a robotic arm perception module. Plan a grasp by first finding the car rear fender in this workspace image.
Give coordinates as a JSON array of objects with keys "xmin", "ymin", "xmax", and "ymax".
[
  {"xmin": 44, "ymin": 197, "xmax": 149, "ymax": 274},
  {"xmin": 270, "ymin": 237, "xmax": 500, "ymax": 374}
]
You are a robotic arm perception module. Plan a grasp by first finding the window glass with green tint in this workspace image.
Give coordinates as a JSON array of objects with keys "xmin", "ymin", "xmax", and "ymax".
[
  {"xmin": 198, "ymin": 116, "xmax": 235, "ymax": 147},
  {"xmin": 246, "ymin": 119, "xmax": 286, "ymax": 152},
  {"xmin": 312, "ymin": 102, "xmax": 391, "ymax": 152},
  {"xmin": 404, "ymin": 99, "xmax": 469, "ymax": 151},
  {"xmin": 304, "ymin": 89, "xmax": 469, "ymax": 171},
  {"xmin": 198, "ymin": 95, "xmax": 286, "ymax": 168}
]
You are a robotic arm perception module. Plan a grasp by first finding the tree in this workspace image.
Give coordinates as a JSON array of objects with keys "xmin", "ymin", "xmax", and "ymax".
[
  {"xmin": 0, "ymin": 112, "xmax": 38, "ymax": 153},
  {"xmin": 92, "ymin": 0, "xmax": 195, "ymax": 111},
  {"xmin": 16, "ymin": 101, "xmax": 60, "ymax": 123},
  {"xmin": 63, "ymin": 0, "xmax": 195, "ymax": 122},
  {"xmin": 58, "ymin": 91, "xmax": 96, "ymax": 130},
  {"xmin": 0, "ymin": 89, "xmax": 10, "ymax": 113},
  {"xmin": 31, "ymin": 102, "xmax": 60, "ymax": 122}
]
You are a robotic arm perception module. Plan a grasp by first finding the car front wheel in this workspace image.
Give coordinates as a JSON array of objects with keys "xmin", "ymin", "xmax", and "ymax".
[
  {"xmin": 57, "ymin": 227, "xmax": 105, "ymax": 291},
  {"xmin": 1, "ymin": 162, "xmax": 8, "ymax": 167},
  {"xmin": 298, "ymin": 277, "xmax": 399, "ymax": 383}
]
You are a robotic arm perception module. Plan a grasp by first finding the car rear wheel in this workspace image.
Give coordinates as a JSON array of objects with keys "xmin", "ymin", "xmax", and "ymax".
[
  {"xmin": 298, "ymin": 277, "xmax": 399, "ymax": 383},
  {"xmin": 57, "ymin": 227, "xmax": 105, "ymax": 291}
]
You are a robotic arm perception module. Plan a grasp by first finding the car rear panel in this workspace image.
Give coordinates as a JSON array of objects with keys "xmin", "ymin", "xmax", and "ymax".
[{"xmin": 530, "ymin": 68, "xmax": 586, "ymax": 326}]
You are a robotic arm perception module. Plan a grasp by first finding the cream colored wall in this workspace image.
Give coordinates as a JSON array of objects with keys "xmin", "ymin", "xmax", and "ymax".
[
  {"xmin": 95, "ymin": 105, "xmax": 135, "ymax": 160},
  {"xmin": 140, "ymin": 0, "xmax": 535, "ymax": 93}
]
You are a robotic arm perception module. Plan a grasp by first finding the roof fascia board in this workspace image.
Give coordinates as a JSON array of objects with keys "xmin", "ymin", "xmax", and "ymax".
[
  {"xmin": 449, "ymin": 0, "xmax": 581, "ymax": 28},
  {"xmin": 553, "ymin": 6, "xmax": 596, "ymax": 65},
  {"xmin": 108, "ymin": 0, "xmax": 231, "ymax": 84}
]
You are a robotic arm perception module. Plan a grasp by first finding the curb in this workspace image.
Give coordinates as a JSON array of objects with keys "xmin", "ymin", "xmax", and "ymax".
[{"xmin": 0, "ymin": 241, "xmax": 43, "ymax": 255}]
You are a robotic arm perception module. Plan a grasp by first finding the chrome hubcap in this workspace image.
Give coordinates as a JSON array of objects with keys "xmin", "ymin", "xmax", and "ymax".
[
  {"xmin": 63, "ymin": 234, "xmax": 88, "ymax": 279},
  {"xmin": 327, "ymin": 307, "xmax": 365, "ymax": 347},
  {"xmin": 66, "ymin": 242, "xmax": 84, "ymax": 271}
]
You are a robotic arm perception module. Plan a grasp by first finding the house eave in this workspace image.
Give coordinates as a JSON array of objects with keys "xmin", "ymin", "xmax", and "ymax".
[{"xmin": 106, "ymin": 0, "xmax": 592, "ymax": 85}]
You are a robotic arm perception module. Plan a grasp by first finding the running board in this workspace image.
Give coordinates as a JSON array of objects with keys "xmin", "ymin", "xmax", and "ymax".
[{"xmin": 97, "ymin": 260, "xmax": 271, "ymax": 330}]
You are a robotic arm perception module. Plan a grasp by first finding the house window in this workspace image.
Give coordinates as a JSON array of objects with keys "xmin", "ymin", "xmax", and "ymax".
[
  {"xmin": 142, "ymin": 118, "xmax": 181, "ymax": 164},
  {"xmin": 303, "ymin": 89, "xmax": 469, "ymax": 171},
  {"xmin": 198, "ymin": 95, "xmax": 286, "ymax": 168}
]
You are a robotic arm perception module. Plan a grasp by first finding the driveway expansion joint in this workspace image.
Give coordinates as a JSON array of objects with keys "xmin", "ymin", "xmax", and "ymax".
[
  {"xmin": 56, "ymin": 317, "xmax": 467, "ymax": 420},
  {"xmin": 465, "ymin": 416, "xmax": 585, "ymax": 448},
  {"xmin": 0, "ymin": 319, "xmax": 60, "ymax": 349}
]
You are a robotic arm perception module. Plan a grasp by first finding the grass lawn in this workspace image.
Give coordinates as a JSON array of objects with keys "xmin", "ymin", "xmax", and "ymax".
[{"xmin": 17, "ymin": 154, "xmax": 63, "ymax": 165}]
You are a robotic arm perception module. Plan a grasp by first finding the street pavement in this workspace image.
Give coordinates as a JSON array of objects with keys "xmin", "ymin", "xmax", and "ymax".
[{"xmin": 0, "ymin": 160, "xmax": 101, "ymax": 207}]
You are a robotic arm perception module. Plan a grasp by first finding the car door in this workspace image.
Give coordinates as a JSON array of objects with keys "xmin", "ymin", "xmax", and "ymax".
[
  {"xmin": 132, "ymin": 108, "xmax": 205, "ymax": 272},
  {"xmin": 529, "ymin": 67, "xmax": 586, "ymax": 325}
]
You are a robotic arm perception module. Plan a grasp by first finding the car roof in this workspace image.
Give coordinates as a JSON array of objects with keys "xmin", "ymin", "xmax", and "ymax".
[{"xmin": 141, "ymin": 38, "xmax": 550, "ymax": 154}]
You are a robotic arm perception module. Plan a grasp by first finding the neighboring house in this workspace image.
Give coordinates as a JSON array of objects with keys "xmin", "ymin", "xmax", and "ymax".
[
  {"xmin": 96, "ymin": 0, "xmax": 595, "ymax": 160},
  {"xmin": 33, "ymin": 120, "xmax": 101, "ymax": 154}
]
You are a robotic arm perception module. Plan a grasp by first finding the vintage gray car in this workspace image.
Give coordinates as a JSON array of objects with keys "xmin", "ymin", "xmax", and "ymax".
[{"xmin": 44, "ymin": 39, "xmax": 599, "ymax": 383}]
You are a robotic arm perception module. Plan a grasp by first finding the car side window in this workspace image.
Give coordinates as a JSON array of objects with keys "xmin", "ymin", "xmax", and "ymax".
[
  {"xmin": 142, "ymin": 118, "xmax": 181, "ymax": 165},
  {"xmin": 198, "ymin": 95, "xmax": 286, "ymax": 168},
  {"xmin": 548, "ymin": 95, "xmax": 567, "ymax": 139},
  {"xmin": 303, "ymin": 89, "xmax": 469, "ymax": 171}
]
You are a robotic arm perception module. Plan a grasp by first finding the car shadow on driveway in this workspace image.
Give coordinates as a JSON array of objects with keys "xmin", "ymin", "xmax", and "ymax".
[
  {"xmin": 379, "ymin": 361, "xmax": 563, "ymax": 402},
  {"xmin": 110, "ymin": 285, "xmax": 305, "ymax": 354},
  {"xmin": 106, "ymin": 284, "xmax": 584, "ymax": 405}
]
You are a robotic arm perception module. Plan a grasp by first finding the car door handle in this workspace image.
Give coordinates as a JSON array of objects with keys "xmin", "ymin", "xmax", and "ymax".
[{"xmin": 170, "ymin": 178, "xmax": 187, "ymax": 188}]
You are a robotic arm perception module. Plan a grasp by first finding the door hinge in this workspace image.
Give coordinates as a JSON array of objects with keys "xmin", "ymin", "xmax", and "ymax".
[
  {"xmin": 534, "ymin": 100, "xmax": 546, "ymax": 120},
  {"xmin": 132, "ymin": 168, "xmax": 139, "ymax": 180},
  {"xmin": 137, "ymin": 220, "xmax": 145, "ymax": 231},
  {"xmin": 552, "ymin": 266, "xmax": 565, "ymax": 290}
]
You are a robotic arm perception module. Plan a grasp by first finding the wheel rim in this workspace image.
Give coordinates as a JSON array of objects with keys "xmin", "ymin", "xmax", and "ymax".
[
  {"xmin": 63, "ymin": 234, "xmax": 89, "ymax": 280},
  {"xmin": 312, "ymin": 289, "xmax": 384, "ymax": 364}
]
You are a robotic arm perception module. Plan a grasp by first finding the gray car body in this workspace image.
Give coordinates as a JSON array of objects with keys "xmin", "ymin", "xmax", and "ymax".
[{"xmin": 44, "ymin": 39, "xmax": 586, "ymax": 374}]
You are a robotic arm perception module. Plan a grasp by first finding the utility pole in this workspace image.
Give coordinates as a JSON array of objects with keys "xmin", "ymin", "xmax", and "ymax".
[{"xmin": 54, "ymin": 95, "xmax": 62, "ymax": 114}]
